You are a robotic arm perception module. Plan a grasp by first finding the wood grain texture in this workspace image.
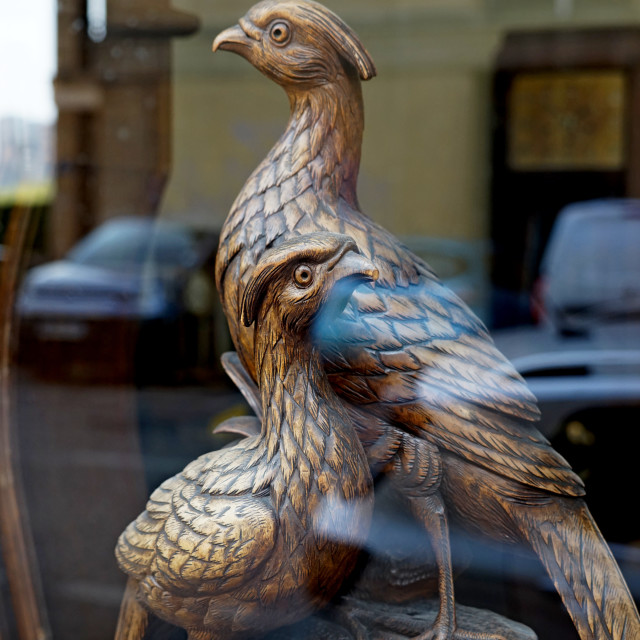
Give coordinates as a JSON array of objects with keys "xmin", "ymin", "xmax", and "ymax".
[
  {"xmin": 115, "ymin": 233, "xmax": 376, "ymax": 639},
  {"xmin": 213, "ymin": 2, "xmax": 640, "ymax": 638}
]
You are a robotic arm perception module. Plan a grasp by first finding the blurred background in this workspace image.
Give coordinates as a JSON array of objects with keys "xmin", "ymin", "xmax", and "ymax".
[{"xmin": 1, "ymin": 0, "xmax": 639, "ymax": 638}]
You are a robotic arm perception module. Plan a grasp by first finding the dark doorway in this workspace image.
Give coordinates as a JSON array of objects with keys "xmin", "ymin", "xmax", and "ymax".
[{"xmin": 490, "ymin": 28, "xmax": 640, "ymax": 327}]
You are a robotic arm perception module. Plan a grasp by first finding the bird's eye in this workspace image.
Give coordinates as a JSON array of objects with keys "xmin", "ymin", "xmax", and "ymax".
[
  {"xmin": 269, "ymin": 21, "xmax": 291, "ymax": 46},
  {"xmin": 293, "ymin": 264, "xmax": 313, "ymax": 287}
]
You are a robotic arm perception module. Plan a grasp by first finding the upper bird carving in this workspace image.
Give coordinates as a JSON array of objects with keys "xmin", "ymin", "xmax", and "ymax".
[
  {"xmin": 213, "ymin": 0, "xmax": 570, "ymax": 499},
  {"xmin": 213, "ymin": 2, "xmax": 640, "ymax": 639},
  {"xmin": 115, "ymin": 232, "xmax": 376, "ymax": 640}
]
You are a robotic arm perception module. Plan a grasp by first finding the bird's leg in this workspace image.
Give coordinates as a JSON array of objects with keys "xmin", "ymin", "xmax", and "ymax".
[
  {"xmin": 387, "ymin": 438, "xmax": 506, "ymax": 640},
  {"xmin": 405, "ymin": 494, "xmax": 504, "ymax": 640},
  {"xmin": 407, "ymin": 492, "xmax": 456, "ymax": 640}
]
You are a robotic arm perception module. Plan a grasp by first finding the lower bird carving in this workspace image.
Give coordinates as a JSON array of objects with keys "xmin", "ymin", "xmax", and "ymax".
[
  {"xmin": 211, "ymin": 2, "xmax": 640, "ymax": 638},
  {"xmin": 114, "ymin": 233, "xmax": 377, "ymax": 640}
]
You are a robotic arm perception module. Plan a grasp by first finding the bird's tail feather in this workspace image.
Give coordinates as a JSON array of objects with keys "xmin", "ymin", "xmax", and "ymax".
[
  {"xmin": 115, "ymin": 577, "xmax": 150, "ymax": 640},
  {"xmin": 517, "ymin": 499, "xmax": 639, "ymax": 640}
]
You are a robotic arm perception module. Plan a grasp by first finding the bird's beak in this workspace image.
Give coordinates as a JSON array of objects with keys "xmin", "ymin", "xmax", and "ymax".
[
  {"xmin": 212, "ymin": 24, "xmax": 253, "ymax": 55},
  {"xmin": 330, "ymin": 250, "xmax": 379, "ymax": 287},
  {"xmin": 318, "ymin": 251, "xmax": 378, "ymax": 324}
]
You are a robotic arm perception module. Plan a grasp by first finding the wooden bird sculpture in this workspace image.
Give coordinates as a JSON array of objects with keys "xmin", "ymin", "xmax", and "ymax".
[
  {"xmin": 115, "ymin": 232, "xmax": 377, "ymax": 640},
  {"xmin": 212, "ymin": 2, "xmax": 640, "ymax": 639}
]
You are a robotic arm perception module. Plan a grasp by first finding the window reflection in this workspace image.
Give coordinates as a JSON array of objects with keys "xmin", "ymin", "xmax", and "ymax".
[{"xmin": 0, "ymin": 1, "xmax": 639, "ymax": 639}]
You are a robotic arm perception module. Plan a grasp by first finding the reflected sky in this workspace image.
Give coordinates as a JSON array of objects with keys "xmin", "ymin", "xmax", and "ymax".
[{"xmin": 0, "ymin": 0, "xmax": 56, "ymax": 123}]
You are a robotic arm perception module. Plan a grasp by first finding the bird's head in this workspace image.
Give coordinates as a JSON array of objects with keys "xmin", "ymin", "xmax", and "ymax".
[
  {"xmin": 212, "ymin": 0, "xmax": 376, "ymax": 91},
  {"xmin": 241, "ymin": 232, "xmax": 378, "ymax": 333}
]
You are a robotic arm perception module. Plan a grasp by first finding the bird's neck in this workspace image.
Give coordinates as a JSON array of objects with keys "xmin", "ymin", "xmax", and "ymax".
[
  {"xmin": 253, "ymin": 303, "xmax": 372, "ymax": 565},
  {"xmin": 278, "ymin": 75, "xmax": 364, "ymax": 207},
  {"xmin": 254, "ymin": 302, "xmax": 369, "ymax": 493}
]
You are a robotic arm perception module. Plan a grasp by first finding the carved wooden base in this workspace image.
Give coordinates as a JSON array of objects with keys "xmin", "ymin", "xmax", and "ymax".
[{"xmin": 265, "ymin": 599, "xmax": 538, "ymax": 640}]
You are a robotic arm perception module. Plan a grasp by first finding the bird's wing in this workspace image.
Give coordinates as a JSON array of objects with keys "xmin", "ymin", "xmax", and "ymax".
[
  {"xmin": 319, "ymin": 232, "xmax": 584, "ymax": 497},
  {"xmin": 118, "ymin": 472, "xmax": 277, "ymax": 596},
  {"xmin": 158, "ymin": 486, "xmax": 277, "ymax": 595},
  {"xmin": 115, "ymin": 479, "xmax": 174, "ymax": 581}
]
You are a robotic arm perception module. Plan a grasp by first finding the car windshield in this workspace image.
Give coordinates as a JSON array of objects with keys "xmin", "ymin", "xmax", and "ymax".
[{"xmin": 66, "ymin": 219, "xmax": 198, "ymax": 272}]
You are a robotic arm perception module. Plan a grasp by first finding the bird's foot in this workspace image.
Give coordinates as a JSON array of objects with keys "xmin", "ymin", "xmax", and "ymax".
[
  {"xmin": 412, "ymin": 625, "xmax": 508, "ymax": 640},
  {"xmin": 376, "ymin": 614, "xmax": 507, "ymax": 640},
  {"xmin": 338, "ymin": 599, "xmax": 433, "ymax": 639},
  {"xmin": 332, "ymin": 597, "xmax": 418, "ymax": 640},
  {"xmin": 338, "ymin": 598, "xmax": 508, "ymax": 640},
  {"xmin": 328, "ymin": 601, "xmax": 376, "ymax": 640},
  {"xmin": 334, "ymin": 597, "xmax": 513, "ymax": 640}
]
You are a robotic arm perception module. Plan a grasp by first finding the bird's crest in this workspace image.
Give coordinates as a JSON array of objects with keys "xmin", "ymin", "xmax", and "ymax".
[{"xmin": 294, "ymin": 1, "xmax": 376, "ymax": 80}]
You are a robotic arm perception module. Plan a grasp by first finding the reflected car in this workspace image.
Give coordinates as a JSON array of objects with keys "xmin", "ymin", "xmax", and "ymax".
[
  {"xmin": 494, "ymin": 201, "xmax": 640, "ymax": 546},
  {"xmin": 494, "ymin": 322, "xmax": 640, "ymax": 441},
  {"xmin": 532, "ymin": 198, "xmax": 640, "ymax": 334},
  {"xmin": 17, "ymin": 216, "xmax": 218, "ymax": 381}
]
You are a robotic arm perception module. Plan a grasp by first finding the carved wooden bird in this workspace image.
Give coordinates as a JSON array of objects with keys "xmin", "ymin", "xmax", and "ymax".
[
  {"xmin": 212, "ymin": 2, "xmax": 640, "ymax": 639},
  {"xmin": 115, "ymin": 232, "xmax": 377, "ymax": 640}
]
